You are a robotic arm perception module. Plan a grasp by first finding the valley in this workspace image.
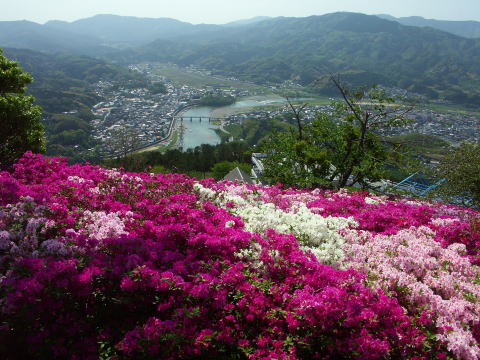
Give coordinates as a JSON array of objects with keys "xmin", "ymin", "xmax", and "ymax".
[
  {"xmin": 88, "ymin": 62, "xmax": 480, "ymax": 159},
  {"xmin": 2, "ymin": 12, "xmax": 480, "ymax": 162}
]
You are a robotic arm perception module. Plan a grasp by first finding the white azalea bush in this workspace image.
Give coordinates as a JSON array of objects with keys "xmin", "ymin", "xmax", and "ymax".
[{"xmin": 194, "ymin": 183, "xmax": 356, "ymax": 264}]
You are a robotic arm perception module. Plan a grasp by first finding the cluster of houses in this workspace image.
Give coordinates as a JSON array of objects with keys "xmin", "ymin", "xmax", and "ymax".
[
  {"xmin": 223, "ymin": 104, "xmax": 479, "ymax": 146},
  {"xmin": 90, "ymin": 63, "xmax": 479, "ymax": 157},
  {"xmin": 90, "ymin": 78, "xmax": 254, "ymax": 154},
  {"xmin": 223, "ymin": 104, "xmax": 334, "ymax": 127},
  {"xmin": 378, "ymin": 109, "xmax": 480, "ymax": 144}
]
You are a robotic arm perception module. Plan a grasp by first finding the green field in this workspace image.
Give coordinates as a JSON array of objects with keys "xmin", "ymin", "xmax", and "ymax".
[
  {"xmin": 421, "ymin": 102, "xmax": 480, "ymax": 117},
  {"xmin": 147, "ymin": 62, "xmax": 478, "ymax": 120},
  {"xmin": 146, "ymin": 63, "xmax": 270, "ymax": 91}
]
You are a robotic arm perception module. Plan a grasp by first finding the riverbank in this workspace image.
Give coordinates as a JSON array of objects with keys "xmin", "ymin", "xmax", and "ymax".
[
  {"xmin": 169, "ymin": 95, "xmax": 326, "ymax": 150},
  {"xmin": 210, "ymin": 95, "xmax": 287, "ymax": 118},
  {"xmin": 135, "ymin": 128, "xmax": 181, "ymax": 153}
]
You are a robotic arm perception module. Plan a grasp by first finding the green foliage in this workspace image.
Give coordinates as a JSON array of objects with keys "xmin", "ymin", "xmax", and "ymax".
[
  {"xmin": 437, "ymin": 141, "xmax": 480, "ymax": 208},
  {"xmin": 104, "ymin": 141, "xmax": 252, "ymax": 175},
  {"xmin": 50, "ymin": 114, "xmax": 92, "ymax": 133},
  {"xmin": 387, "ymin": 133, "xmax": 451, "ymax": 166},
  {"xmin": 234, "ymin": 118, "xmax": 291, "ymax": 145},
  {"xmin": 148, "ymin": 81, "xmax": 167, "ymax": 94},
  {"xmin": 387, "ymin": 133, "xmax": 450, "ymax": 153},
  {"xmin": 4, "ymin": 48, "xmax": 146, "ymax": 113},
  {"xmin": 260, "ymin": 129, "xmax": 331, "ymax": 188},
  {"xmin": 261, "ymin": 82, "xmax": 411, "ymax": 189},
  {"xmin": 212, "ymin": 161, "xmax": 251, "ymax": 180},
  {"xmin": 2, "ymin": 48, "xmax": 148, "ymax": 163},
  {"xmin": 0, "ymin": 49, "xmax": 45, "ymax": 167},
  {"xmin": 381, "ymin": 133, "xmax": 450, "ymax": 182},
  {"xmin": 197, "ymin": 94, "xmax": 235, "ymax": 107}
]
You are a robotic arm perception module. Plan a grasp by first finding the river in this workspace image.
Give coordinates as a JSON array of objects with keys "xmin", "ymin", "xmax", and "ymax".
[
  {"xmin": 178, "ymin": 106, "xmax": 220, "ymax": 149},
  {"xmin": 179, "ymin": 95, "xmax": 298, "ymax": 149}
]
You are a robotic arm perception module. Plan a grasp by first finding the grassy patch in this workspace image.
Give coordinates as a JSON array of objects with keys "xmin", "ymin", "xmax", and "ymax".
[
  {"xmin": 422, "ymin": 102, "xmax": 480, "ymax": 117},
  {"xmin": 135, "ymin": 129, "xmax": 180, "ymax": 154},
  {"xmin": 146, "ymin": 63, "xmax": 270, "ymax": 91}
]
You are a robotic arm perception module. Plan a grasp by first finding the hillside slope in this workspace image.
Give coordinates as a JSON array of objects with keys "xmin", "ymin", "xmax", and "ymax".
[
  {"xmin": 2, "ymin": 48, "xmax": 146, "ymax": 161},
  {"xmin": 134, "ymin": 13, "xmax": 480, "ymax": 105},
  {"xmin": 2, "ymin": 13, "xmax": 480, "ymax": 106},
  {"xmin": 44, "ymin": 14, "xmax": 221, "ymax": 45},
  {"xmin": 0, "ymin": 20, "xmax": 109, "ymax": 56},
  {"xmin": 378, "ymin": 14, "xmax": 480, "ymax": 39},
  {"xmin": 3, "ymin": 48, "xmax": 145, "ymax": 112}
]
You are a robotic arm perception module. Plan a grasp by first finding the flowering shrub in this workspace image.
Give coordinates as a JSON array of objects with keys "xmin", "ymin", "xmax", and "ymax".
[
  {"xmin": 0, "ymin": 152, "xmax": 479, "ymax": 359},
  {"xmin": 194, "ymin": 183, "xmax": 355, "ymax": 264},
  {"xmin": 343, "ymin": 226, "xmax": 480, "ymax": 359},
  {"xmin": 199, "ymin": 181, "xmax": 480, "ymax": 359}
]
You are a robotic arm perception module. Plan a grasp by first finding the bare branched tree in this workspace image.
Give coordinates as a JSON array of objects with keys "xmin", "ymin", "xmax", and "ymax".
[
  {"xmin": 262, "ymin": 75, "xmax": 415, "ymax": 189},
  {"xmin": 284, "ymin": 95, "xmax": 308, "ymax": 140}
]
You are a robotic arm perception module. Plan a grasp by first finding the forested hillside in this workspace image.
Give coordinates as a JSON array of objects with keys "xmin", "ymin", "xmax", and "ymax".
[
  {"xmin": 44, "ymin": 14, "xmax": 221, "ymax": 45},
  {"xmin": 4, "ymin": 48, "xmax": 145, "ymax": 112},
  {"xmin": 0, "ymin": 20, "xmax": 108, "ymax": 55},
  {"xmin": 132, "ymin": 13, "xmax": 480, "ymax": 106},
  {"xmin": 2, "ymin": 48, "xmax": 147, "ymax": 161},
  {"xmin": 378, "ymin": 14, "xmax": 480, "ymax": 39},
  {"xmin": 2, "ymin": 12, "xmax": 480, "ymax": 107}
]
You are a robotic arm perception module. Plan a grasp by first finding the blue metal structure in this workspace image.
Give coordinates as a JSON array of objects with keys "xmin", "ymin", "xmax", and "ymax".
[{"xmin": 392, "ymin": 172, "xmax": 445, "ymax": 196}]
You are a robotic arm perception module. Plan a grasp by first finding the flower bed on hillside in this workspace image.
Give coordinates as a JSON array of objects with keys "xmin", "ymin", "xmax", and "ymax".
[{"xmin": 0, "ymin": 153, "xmax": 479, "ymax": 359}]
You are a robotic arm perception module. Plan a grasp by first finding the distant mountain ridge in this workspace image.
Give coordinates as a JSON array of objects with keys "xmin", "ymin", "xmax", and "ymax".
[
  {"xmin": 44, "ymin": 14, "xmax": 222, "ymax": 45},
  {"xmin": 0, "ymin": 20, "xmax": 109, "ymax": 55},
  {"xmin": 130, "ymin": 12, "xmax": 480, "ymax": 106},
  {"xmin": 377, "ymin": 14, "xmax": 480, "ymax": 38},
  {"xmin": 224, "ymin": 16, "xmax": 272, "ymax": 27},
  {"xmin": 1, "ymin": 12, "xmax": 480, "ymax": 107}
]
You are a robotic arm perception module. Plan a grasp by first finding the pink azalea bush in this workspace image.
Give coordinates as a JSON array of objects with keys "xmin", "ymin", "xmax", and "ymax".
[
  {"xmin": 195, "ymin": 181, "xmax": 480, "ymax": 359},
  {"xmin": 0, "ymin": 153, "xmax": 479, "ymax": 359}
]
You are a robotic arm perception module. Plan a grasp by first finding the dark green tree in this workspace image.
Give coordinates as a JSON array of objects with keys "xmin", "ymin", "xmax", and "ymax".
[
  {"xmin": 197, "ymin": 94, "xmax": 235, "ymax": 107},
  {"xmin": 0, "ymin": 49, "xmax": 45, "ymax": 167},
  {"xmin": 260, "ymin": 129, "xmax": 331, "ymax": 188},
  {"xmin": 212, "ymin": 161, "xmax": 251, "ymax": 180},
  {"xmin": 436, "ymin": 141, "xmax": 480, "ymax": 208},
  {"xmin": 148, "ymin": 82, "xmax": 167, "ymax": 94},
  {"xmin": 260, "ymin": 78, "xmax": 411, "ymax": 189}
]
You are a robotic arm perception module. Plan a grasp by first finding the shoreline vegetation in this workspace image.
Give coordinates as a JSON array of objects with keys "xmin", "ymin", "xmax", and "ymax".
[{"xmin": 197, "ymin": 94, "xmax": 236, "ymax": 107}]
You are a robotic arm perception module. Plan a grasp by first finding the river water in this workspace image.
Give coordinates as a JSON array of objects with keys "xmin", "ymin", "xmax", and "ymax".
[
  {"xmin": 180, "ymin": 95, "xmax": 292, "ymax": 149},
  {"xmin": 179, "ymin": 106, "xmax": 220, "ymax": 149}
]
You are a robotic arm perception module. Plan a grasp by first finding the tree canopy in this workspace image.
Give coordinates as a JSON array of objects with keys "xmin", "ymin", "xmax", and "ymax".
[
  {"xmin": 260, "ymin": 80, "xmax": 412, "ymax": 189},
  {"xmin": 0, "ymin": 49, "xmax": 45, "ymax": 167},
  {"xmin": 148, "ymin": 81, "xmax": 167, "ymax": 94},
  {"xmin": 197, "ymin": 94, "xmax": 235, "ymax": 107},
  {"xmin": 436, "ymin": 141, "xmax": 480, "ymax": 208}
]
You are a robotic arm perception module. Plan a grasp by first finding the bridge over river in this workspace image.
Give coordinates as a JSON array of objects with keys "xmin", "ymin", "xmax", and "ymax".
[{"xmin": 174, "ymin": 116, "xmax": 226, "ymax": 122}]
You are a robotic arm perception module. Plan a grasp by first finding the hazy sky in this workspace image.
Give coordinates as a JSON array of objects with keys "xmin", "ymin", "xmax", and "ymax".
[{"xmin": 3, "ymin": 0, "xmax": 480, "ymax": 24}]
